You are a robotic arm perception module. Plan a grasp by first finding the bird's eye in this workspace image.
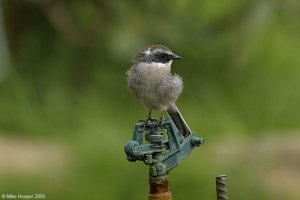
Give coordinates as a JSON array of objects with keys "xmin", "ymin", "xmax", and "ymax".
[{"xmin": 160, "ymin": 53, "xmax": 167, "ymax": 59}]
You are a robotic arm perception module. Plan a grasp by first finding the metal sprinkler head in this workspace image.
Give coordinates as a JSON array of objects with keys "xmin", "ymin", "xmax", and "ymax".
[{"xmin": 124, "ymin": 118, "xmax": 204, "ymax": 199}]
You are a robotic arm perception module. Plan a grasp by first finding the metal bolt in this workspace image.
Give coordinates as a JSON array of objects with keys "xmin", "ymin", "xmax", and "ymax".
[
  {"xmin": 145, "ymin": 154, "xmax": 152, "ymax": 164},
  {"xmin": 156, "ymin": 163, "xmax": 165, "ymax": 172},
  {"xmin": 216, "ymin": 175, "xmax": 228, "ymax": 200},
  {"xmin": 191, "ymin": 136, "xmax": 204, "ymax": 147}
]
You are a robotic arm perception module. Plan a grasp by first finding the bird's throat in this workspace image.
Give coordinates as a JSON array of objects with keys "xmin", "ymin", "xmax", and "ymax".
[{"xmin": 137, "ymin": 61, "xmax": 172, "ymax": 73}]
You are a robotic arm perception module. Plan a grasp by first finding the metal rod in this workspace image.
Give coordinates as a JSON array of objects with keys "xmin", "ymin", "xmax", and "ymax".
[
  {"xmin": 148, "ymin": 178, "xmax": 172, "ymax": 200},
  {"xmin": 216, "ymin": 175, "xmax": 228, "ymax": 200}
]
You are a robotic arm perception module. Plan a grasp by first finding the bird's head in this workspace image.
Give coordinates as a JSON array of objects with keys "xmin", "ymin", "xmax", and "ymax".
[{"xmin": 132, "ymin": 45, "xmax": 182, "ymax": 68}]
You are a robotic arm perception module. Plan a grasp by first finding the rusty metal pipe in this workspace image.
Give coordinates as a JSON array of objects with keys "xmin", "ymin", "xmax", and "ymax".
[
  {"xmin": 148, "ymin": 178, "xmax": 172, "ymax": 200},
  {"xmin": 216, "ymin": 175, "xmax": 228, "ymax": 200}
]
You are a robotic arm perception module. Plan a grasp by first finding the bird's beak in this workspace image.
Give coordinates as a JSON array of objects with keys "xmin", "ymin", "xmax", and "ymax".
[{"xmin": 171, "ymin": 53, "xmax": 182, "ymax": 60}]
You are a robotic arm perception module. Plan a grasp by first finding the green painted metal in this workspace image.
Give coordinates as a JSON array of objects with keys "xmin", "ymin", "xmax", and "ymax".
[{"xmin": 124, "ymin": 118, "xmax": 204, "ymax": 180}]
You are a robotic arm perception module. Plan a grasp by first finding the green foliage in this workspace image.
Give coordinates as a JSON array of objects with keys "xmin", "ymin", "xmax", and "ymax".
[{"xmin": 1, "ymin": 0, "xmax": 300, "ymax": 199}]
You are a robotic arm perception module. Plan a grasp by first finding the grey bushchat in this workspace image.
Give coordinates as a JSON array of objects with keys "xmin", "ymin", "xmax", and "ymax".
[{"xmin": 127, "ymin": 45, "xmax": 191, "ymax": 137}]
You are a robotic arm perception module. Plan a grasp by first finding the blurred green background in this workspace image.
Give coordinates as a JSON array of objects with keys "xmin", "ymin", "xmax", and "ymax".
[{"xmin": 1, "ymin": 0, "xmax": 300, "ymax": 199}]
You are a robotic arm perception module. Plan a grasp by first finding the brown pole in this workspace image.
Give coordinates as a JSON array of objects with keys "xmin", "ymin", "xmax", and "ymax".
[{"xmin": 148, "ymin": 178, "xmax": 172, "ymax": 200}]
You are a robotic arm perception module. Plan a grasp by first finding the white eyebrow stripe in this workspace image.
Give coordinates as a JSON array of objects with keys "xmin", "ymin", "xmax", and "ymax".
[{"xmin": 144, "ymin": 48, "xmax": 151, "ymax": 55}]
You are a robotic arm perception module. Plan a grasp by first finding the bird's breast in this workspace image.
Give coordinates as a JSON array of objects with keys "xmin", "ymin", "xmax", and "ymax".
[{"xmin": 127, "ymin": 62, "xmax": 182, "ymax": 111}]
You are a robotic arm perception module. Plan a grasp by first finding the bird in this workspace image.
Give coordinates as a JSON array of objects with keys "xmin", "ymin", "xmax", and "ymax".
[{"xmin": 127, "ymin": 45, "xmax": 191, "ymax": 138}]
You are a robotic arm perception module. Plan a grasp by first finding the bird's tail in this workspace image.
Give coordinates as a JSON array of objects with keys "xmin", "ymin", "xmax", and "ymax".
[{"xmin": 167, "ymin": 104, "xmax": 191, "ymax": 138}]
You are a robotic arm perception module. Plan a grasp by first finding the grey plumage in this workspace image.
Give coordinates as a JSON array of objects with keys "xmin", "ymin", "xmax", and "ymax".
[{"xmin": 127, "ymin": 45, "xmax": 191, "ymax": 137}]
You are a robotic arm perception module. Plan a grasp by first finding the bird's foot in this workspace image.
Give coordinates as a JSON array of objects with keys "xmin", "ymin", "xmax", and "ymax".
[
  {"xmin": 144, "ymin": 116, "xmax": 156, "ymax": 128},
  {"xmin": 145, "ymin": 110, "xmax": 157, "ymax": 123},
  {"xmin": 159, "ymin": 110, "xmax": 165, "ymax": 126}
]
